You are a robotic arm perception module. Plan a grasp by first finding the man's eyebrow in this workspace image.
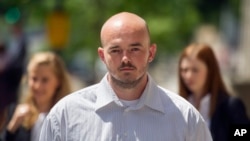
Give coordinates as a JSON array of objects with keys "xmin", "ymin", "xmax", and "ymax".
[
  {"xmin": 108, "ymin": 45, "xmax": 119, "ymax": 49},
  {"xmin": 130, "ymin": 42, "xmax": 142, "ymax": 47},
  {"xmin": 107, "ymin": 43, "xmax": 142, "ymax": 49}
]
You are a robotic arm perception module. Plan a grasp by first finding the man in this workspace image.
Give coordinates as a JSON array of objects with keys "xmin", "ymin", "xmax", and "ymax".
[{"xmin": 39, "ymin": 12, "xmax": 212, "ymax": 141}]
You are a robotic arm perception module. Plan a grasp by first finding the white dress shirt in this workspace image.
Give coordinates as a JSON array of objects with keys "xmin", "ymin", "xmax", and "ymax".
[{"xmin": 39, "ymin": 73, "xmax": 212, "ymax": 141}]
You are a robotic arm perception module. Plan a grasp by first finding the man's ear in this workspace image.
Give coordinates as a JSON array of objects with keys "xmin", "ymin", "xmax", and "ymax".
[
  {"xmin": 148, "ymin": 43, "xmax": 157, "ymax": 62},
  {"xmin": 98, "ymin": 47, "xmax": 105, "ymax": 62}
]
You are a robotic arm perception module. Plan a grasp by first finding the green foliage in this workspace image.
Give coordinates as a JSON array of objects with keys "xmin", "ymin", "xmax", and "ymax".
[
  {"xmin": 61, "ymin": 0, "xmax": 202, "ymax": 59},
  {"xmin": 0, "ymin": 0, "xmax": 240, "ymax": 63}
]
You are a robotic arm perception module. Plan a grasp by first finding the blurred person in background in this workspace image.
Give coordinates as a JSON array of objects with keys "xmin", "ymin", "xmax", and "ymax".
[
  {"xmin": 0, "ymin": 41, "xmax": 10, "ymax": 141},
  {"xmin": 0, "ymin": 22, "xmax": 27, "ymax": 105},
  {"xmin": 39, "ymin": 12, "xmax": 212, "ymax": 141},
  {"xmin": 178, "ymin": 43, "xmax": 250, "ymax": 141},
  {"xmin": 3, "ymin": 51, "xmax": 71, "ymax": 141},
  {"xmin": 0, "ymin": 22, "xmax": 27, "ymax": 139}
]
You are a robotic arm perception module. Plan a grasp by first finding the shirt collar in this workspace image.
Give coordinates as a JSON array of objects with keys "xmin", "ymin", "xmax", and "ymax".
[
  {"xmin": 138, "ymin": 74, "xmax": 165, "ymax": 113},
  {"xmin": 95, "ymin": 73, "xmax": 119, "ymax": 111},
  {"xmin": 95, "ymin": 73, "xmax": 165, "ymax": 114}
]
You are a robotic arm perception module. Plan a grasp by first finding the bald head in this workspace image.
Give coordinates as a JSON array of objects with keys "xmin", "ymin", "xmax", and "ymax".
[{"xmin": 100, "ymin": 12, "xmax": 150, "ymax": 46}]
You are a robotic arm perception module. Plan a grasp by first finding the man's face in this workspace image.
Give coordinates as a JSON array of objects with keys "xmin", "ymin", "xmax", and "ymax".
[{"xmin": 98, "ymin": 23, "xmax": 156, "ymax": 88}]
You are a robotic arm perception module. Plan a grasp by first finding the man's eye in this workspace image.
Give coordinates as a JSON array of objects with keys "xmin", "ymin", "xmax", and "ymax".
[
  {"xmin": 131, "ymin": 48, "xmax": 139, "ymax": 51},
  {"xmin": 110, "ymin": 50, "xmax": 120, "ymax": 53}
]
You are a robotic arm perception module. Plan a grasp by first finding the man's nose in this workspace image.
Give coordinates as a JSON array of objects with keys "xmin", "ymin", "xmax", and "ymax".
[{"xmin": 121, "ymin": 51, "xmax": 131, "ymax": 64}]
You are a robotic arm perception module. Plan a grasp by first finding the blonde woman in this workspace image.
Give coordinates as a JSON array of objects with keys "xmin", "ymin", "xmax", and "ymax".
[{"xmin": 5, "ymin": 51, "xmax": 71, "ymax": 141}]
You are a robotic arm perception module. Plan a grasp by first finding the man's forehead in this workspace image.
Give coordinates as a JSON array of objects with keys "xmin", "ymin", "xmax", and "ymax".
[{"xmin": 100, "ymin": 12, "xmax": 149, "ymax": 47}]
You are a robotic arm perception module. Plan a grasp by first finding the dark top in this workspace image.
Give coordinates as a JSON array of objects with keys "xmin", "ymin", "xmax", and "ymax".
[
  {"xmin": 210, "ymin": 94, "xmax": 250, "ymax": 141},
  {"xmin": 5, "ymin": 127, "xmax": 30, "ymax": 141},
  {"xmin": 0, "ymin": 34, "xmax": 27, "ymax": 112},
  {"xmin": 0, "ymin": 103, "xmax": 30, "ymax": 141}
]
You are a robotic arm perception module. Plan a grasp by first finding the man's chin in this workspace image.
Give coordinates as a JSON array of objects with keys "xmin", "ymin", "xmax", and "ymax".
[
  {"xmin": 122, "ymin": 71, "xmax": 133, "ymax": 76},
  {"xmin": 115, "ymin": 75, "xmax": 136, "ymax": 83},
  {"xmin": 120, "ymin": 74, "xmax": 136, "ymax": 81}
]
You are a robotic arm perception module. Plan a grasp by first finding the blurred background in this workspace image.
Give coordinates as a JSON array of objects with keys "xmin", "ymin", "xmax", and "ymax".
[{"xmin": 0, "ymin": 0, "xmax": 249, "ymax": 115}]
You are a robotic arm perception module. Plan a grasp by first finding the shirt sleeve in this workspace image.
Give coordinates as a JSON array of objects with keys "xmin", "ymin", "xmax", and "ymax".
[
  {"xmin": 192, "ymin": 117, "xmax": 213, "ymax": 141},
  {"xmin": 187, "ymin": 108, "xmax": 213, "ymax": 141}
]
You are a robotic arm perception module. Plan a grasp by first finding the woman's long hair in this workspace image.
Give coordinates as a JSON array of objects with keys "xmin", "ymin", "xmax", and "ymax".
[
  {"xmin": 22, "ymin": 51, "xmax": 71, "ymax": 129},
  {"xmin": 178, "ymin": 43, "xmax": 228, "ymax": 117}
]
